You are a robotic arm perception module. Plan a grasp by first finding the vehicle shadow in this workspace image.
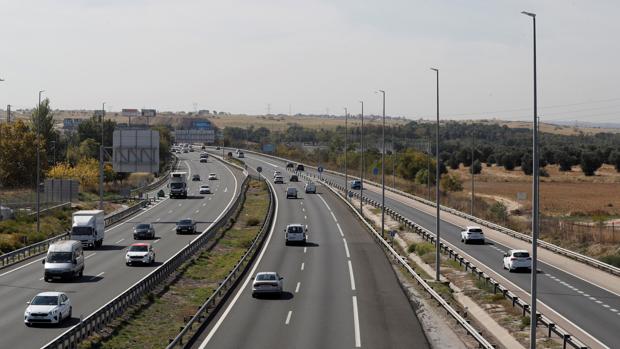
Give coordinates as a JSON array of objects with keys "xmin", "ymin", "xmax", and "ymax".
[
  {"xmin": 96, "ymin": 244, "xmax": 126, "ymax": 251},
  {"xmin": 27, "ymin": 317, "xmax": 81, "ymax": 329},
  {"xmin": 127, "ymin": 261, "xmax": 164, "ymax": 267},
  {"xmin": 185, "ymin": 195, "xmax": 205, "ymax": 200},
  {"xmin": 304, "ymin": 242, "xmax": 320, "ymax": 247},
  {"xmin": 253, "ymin": 291, "xmax": 294, "ymax": 300}
]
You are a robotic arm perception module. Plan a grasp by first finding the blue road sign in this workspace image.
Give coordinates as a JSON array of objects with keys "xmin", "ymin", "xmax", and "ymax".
[
  {"xmin": 373, "ymin": 167, "xmax": 379, "ymax": 176},
  {"xmin": 257, "ymin": 166, "xmax": 263, "ymax": 173},
  {"xmin": 318, "ymin": 166, "xmax": 324, "ymax": 173}
]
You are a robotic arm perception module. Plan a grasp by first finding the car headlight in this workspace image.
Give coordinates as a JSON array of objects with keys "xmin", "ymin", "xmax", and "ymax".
[{"xmin": 25, "ymin": 311, "xmax": 30, "ymax": 316}]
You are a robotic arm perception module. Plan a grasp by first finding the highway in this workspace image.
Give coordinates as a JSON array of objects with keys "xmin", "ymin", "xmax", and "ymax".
[
  {"xmin": 232, "ymin": 149, "xmax": 620, "ymax": 349},
  {"xmin": 195, "ymin": 150, "xmax": 430, "ymax": 349},
  {"xmin": 0, "ymin": 151, "xmax": 244, "ymax": 349}
]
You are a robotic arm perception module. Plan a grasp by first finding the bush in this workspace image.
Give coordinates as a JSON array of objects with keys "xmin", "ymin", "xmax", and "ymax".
[
  {"xmin": 246, "ymin": 217, "xmax": 261, "ymax": 226},
  {"xmin": 440, "ymin": 173, "xmax": 464, "ymax": 193},
  {"xmin": 415, "ymin": 242, "xmax": 434, "ymax": 256},
  {"xmin": 601, "ymin": 254, "xmax": 620, "ymax": 267},
  {"xmin": 580, "ymin": 151, "xmax": 602, "ymax": 176},
  {"xmin": 470, "ymin": 160, "xmax": 482, "ymax": 175}
]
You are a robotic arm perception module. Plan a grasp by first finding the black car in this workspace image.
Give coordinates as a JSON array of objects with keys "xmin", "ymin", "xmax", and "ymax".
[
  {"xmin": 296, "ymin": 164, "xmax": 305, "ymax": 171},
  {"xmin": 290, "ymin": 174, "xmax": 299, "ymax": 182},
  {"xmin": 350, "ymin": 180, "xmax": 362, "ymax": 190},
  {"xmin": 176, "ymin": 219, "xmax": 196, "ymax": 234},
  {"xmin": 286, "ymin": 162, "xmax": 294, "ymax": 168},
  {"xmin": 192, "ymin": 174, "xmax": 201, "ymax": 181},
  {"xmin": 133, "ymin": 223, "xmax": 155, "ymax": 239}
]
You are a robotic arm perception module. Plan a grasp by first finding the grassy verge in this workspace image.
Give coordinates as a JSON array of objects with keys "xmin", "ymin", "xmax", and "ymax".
[{"xmin": 79, "ymin": 179, "xmax": 269, "ymax": 349}]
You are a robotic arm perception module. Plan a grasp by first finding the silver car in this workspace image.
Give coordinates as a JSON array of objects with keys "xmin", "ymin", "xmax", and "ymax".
[{"xmin": 252, "ymin": 272, "xmax": 284, "ymax": 297}]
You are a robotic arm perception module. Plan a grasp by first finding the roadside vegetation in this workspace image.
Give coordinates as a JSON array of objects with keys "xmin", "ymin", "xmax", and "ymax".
[{"xmin": 78, "ymin": 179, "xmax": 269, "ymax": 349}]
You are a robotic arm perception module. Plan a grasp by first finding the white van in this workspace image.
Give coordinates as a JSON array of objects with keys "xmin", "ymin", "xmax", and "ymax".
[
  {"xmin": 43, "ymin": 240, "xmax": 85, "ymax": 282},
  {"xmin": 285, "ymin": 224, "xmax": 307, "ymax": 245}
]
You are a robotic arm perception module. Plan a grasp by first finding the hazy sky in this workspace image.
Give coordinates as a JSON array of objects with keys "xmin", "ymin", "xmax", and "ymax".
[{"xmin": 1, "ymin": 0, "xmax": 619, "ymax": 122}]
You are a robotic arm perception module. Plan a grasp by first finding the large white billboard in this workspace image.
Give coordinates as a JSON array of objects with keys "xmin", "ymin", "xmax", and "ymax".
[{"xmin": 113, "ymin": 129, "xmax": 160, "ymax": 173}]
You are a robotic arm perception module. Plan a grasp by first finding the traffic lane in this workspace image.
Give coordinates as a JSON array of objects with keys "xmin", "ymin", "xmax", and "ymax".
[
  {"xmin": 199, "ymin": 169, "xmax": 354, "ymax": 349},
  {"xmin": 0, "ymin": 161, "xmax": 242, "ymax": 348},
  {"xmin": 319, "ymin": 186, "xmax": 430, "ymax": 349}
]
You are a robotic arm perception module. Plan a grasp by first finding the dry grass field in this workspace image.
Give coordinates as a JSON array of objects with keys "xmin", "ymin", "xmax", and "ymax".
[{"xmin": 453, "ymin": 164, "xmax": 620, "ymax": 216}]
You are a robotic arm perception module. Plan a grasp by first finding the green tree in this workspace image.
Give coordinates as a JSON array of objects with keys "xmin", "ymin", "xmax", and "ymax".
[
  {"xmin": 502, "ymin": 153, "xmax": 515, "ymax": 171},
  {"xmin": 521, "ymin": 154, "xmax": 533, "ymax": 175},
  {"xmin": 440, "ymin": 173, "xmax": 463, "ymax": 193},
  {"xmin": 415, "ymin": 168, "xmax": 435, "ymax": 185},
  {"xmin": 580, "ymin": 151, "xmax": 602, "ymax": 176},
  {"xmin": 0, "ymin": 120, "xmax": 43, "ymax": 187},
  {"xmin": 31, "ymin": 98, "xmax": 57, "ymax": 150},
  {"xmin": 609, "ymin": 151, "xmax": 620, "ymax": 172},
  {"xmin": 470, "ymin": 159, "xmax": 482, "ymax": 175},
  {"xmin": 77, "ymin": 115, "xmax": 116, "ymax": 146}
]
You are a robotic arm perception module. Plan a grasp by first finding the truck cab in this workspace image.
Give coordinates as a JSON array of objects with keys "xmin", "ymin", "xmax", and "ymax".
[
  {"xmin": 70, "ymin": 210, "xmax": 105, "ymax": 248},
  {"xmin": 170, "ymin": 171, "xmax": 188, "ymax": 198}
]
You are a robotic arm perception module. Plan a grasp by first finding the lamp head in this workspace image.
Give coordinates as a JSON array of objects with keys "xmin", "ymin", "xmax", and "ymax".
[{"xmin": 521, "ymin": 11, "xmax": 536, "ymax": 18}]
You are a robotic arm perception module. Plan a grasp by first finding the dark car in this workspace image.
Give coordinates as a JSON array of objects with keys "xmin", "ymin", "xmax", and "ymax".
[
  {"xmin": 216, "ymin": 146, "xmax": 221, "ymax": 150},
  {"xmin": 350, "ymin": 180, "xmax": 362, "ymax": 190},
  {"xmin": 176, "ymin": 219, "xmax": 196, "ymax": 234},
  {"xmin": 290, "ymin": 174, "xmax": 299, "ymax": 182},
  {"xmin": 286, "ymin": 162, "xmax": 295, "ymax": 168},
  {"xmin": 201, "ymin": 145, "xmax": 206, "ymax": 150},
  {"xmin": 133, "ymin": 223, "xmax": 155, "ymax": 239},
  {"xmin": 296, "ymin": 164, "xmax": 305, "ymax": 171},
  {"xmin": 192, "ymin": 174, "xmax": 201, "ymax": 181}
]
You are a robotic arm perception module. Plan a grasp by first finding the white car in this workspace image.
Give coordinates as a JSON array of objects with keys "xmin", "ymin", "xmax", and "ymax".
[
  {"xmin": 199, "ymin": 185, "xmax": 211, "ymax": 194},
  {"xmin": 125, "ymin": 243, "xmax": 155, "ymax": 266},
  {"xmin": 285, "ymin": 224, "xmax": 307, "ymax": 245},
  {"xmin": 274, "ymin": 176, "xmax": 284, "ymax": 184},
  {"xmin": 460, "ymin": 226, "xmax": 485, "ymax": 244},
  {"xmin": 503, "ymin": 249, "xmax": 532, "ymax": 272},
  {"xmin": 252, "ymin": 272, "xmax": 284, "ymax": 297},
  {"xmin": 273, "ymin": 171, "xmax": 281, "ymax": 178},
  {"xmin": 208, "ymin": 173, "xmax": 218, "ymax": 180},
  {"xmin": 24, "ymin": 292, "xmax": 72, "ymax": 326}
]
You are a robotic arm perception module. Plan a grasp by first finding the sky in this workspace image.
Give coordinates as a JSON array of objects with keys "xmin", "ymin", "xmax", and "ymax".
[{"xmin": 1, "ymin": 0, "xmax": 619, "ymax": 122}]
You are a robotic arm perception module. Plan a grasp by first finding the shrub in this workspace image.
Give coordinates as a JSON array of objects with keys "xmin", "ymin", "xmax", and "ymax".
[
  {"xmin": 246, "ymin": 217, "xmax": 261, "ymax": 226},
  {"xmin": 440, "ymin": 173, "xmax": 464, "ymax": 193},
  {"xmin": 601, "ymin": 254, "xmax": 620, "ymax": 267}
]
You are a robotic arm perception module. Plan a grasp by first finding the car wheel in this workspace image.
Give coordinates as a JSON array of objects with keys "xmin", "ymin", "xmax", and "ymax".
[
  {"xmin": 25, "ymin": 323, "xmax": 32, "ymax": 327},
  {"xmin": 79, "ymin": 267, "xmax": 84, "ymax": 278},
  {"xmin": 126, "ymin": 262, "xmax": 131, "ymax": 266}
]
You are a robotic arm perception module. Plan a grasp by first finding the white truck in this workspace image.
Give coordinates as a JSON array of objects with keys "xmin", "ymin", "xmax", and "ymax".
[
  {"xmin": 70, "ymin": 210, "xmax": 105, "ymax": 248},
  {"xmin": 170, "ymin": 171, "xmax": 188, "ymax": 198}
]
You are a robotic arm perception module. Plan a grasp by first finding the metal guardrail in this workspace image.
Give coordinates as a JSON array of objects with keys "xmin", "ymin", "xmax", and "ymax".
[
  {"xmin": 166, "ymin": 174, "xmax": 275, "ymax": 348},
  {"xmin": 311, "ymin": 172, "xmax": 496, "ymax": 349},
  {"xmin": 242, "ymin": 149, "xmax": 620, "ymax": 277},
  {"xmin": 0, "ymin": 199, "xmax": 152, "ymax": 270},
  {"xmin": 319, "ymin": 176, "xmax": 589, "ymax": 349},
  {"xmin": 42, "ymin": 175, "xmax": 250, "ymax": 349}
]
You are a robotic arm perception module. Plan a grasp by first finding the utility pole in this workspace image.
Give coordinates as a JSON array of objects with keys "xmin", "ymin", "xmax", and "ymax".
[
  {"xmin": 267, "ymin": 103, "xmax": 271, "ymax": 115},
  {"xmin": 99, "ymin": 102, "xmax": 105, "ymax": 210},
  {"xmin": 36, "ymin": 90, "xmax": 45, "ymax": 234},
  {"xmin": 431, "ymin": 68, "xmax": 441, "ymax": 281},
  {"xmin": 471, "ymin": 131, "xmax": 475, "ymax": 216},
  {"xmin": 522, "ymin": 11, "xmax": 539, "ymax": 349},
  {"xmin": 378, "ymin": 90, "xmax": 386, "ymax": 238},
  {"xmin": 344, "ymin": 107, "xmax": 348, "ymax": 195},
  {"xmin": 360, "ymin": 101, "xmax": 364, "ymax": 215},
  {"xmin": 392, "ymin": 130, "xmax": 396, "ymax": 189},
  {"xmin": 427, "ymin": 139, "xmax": 431, "ymax": 201}
]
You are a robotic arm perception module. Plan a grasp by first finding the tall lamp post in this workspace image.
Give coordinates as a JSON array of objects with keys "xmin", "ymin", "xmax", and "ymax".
[
  {"xmin": 36, "ymin": 90, "xmax": 45, "ymax": 234},
  {"xmin": 430, "ymin": 68, "xmax": 441, "ymax": 281},
  {"xmin": 99, "ymin": 102, "xmax": 105, "ymax": 210},
  {"xmin": 522, "ymin": 10, "xmax": 539, "ymax": 349},
  {"xmin": 377, "ymin": 90, "xmax": 386, "ymax": 237},
  {"xmin": 344, "ymin": 107, "xmax": 348, "ymax": 195},
  {"xmin": 359, "ymin": 101, "xmax": 364, "ymax": 215},
  {"xmin": 471, "ymin": 131, "xmax": 475, "ymax": 216}
]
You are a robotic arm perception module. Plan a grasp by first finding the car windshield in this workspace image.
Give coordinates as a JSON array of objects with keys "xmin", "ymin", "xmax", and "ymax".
[
  {"xmin": 129, "ymin": 245, "xmax": 148, "ymax": 252},
  {"xmin": 72, "ymin": 226, "xmax": 92, "ymax": 235},
  {"xmin": 287, "ymin": 226, "xmax": 303, "ymax": 234},
  {"xmin": 136, "ymin": 224, "xmax": 150, "ymax": 230},
  {"xmin": 514, "ymin": 252, "xmax": 530, "ymax": 258},
  {"xmin": 210, "ymin": 174, "xmax": 216, "ymax": 176},
  {"xmin": 171, "ymin": 183, "xmax": 184, "ymax": 189},
  {"xmin": 47, "ymin": 252, "xmax": 73, "ymax": 263},
  {"xmin": 201, "ymin": 186, "xmax": 209, "ymax": 189},
  {"xmin": 179, "ymin": 220, "xmax": 192, "ymax": 225},
  {"xmin": 469, "ymin": 228, "xmax": 482, "ymax": 233},
  {"xmin": 31, "ymin": 295, "xmax": 59, "ymax": 306},
  {"xmin": 193, "ymin": 175, "xmax": 200, "ymax": 179},
  {"xmin": 257, "ymin": 274, "xmax": 277, "ymax": 281}
]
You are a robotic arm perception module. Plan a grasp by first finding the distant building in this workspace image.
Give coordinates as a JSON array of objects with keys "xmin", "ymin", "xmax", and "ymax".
[
  {"xmin": 63, "ymin": 118, "xmax": 83, "ymax": 129},
  {"xmin": 173, "ymin": 118, "xmax": 215, "ymax": 144}
]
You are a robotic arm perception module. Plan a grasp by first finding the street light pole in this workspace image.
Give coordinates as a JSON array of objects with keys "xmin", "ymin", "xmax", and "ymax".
[
  {"xmin": 430, "ymin": 68, "xmax": 441, "ymax": 281},
  {"xmin": 378, "ymin": 90, "xmax": 386, "ymax": 238},
  {"xmin": 36, "ymin": 90, "xmax": 45, "ymax": 234},
  {"xmin": 99, "ymin": 102, "xmax": 105, "ymax": 210},
  {"xmin": 427, "ymin": 139, "xmax": 431, "ymax": 201},
  {"xmin": 344, "ymin": 107, "xmax": 348, "ymax": 196},
  {"xmin": 522, "ymin": 10, "xmax": 539, "ymax": 349},
  {"xmin": 359, "ymin": 101, "xmax": 364, "ymax": 215},
  {"xmin": 471, "ymin": 131, "xmax": 475, "ymax": 216}
]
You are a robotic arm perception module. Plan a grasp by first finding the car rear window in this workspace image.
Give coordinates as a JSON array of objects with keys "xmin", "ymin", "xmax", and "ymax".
[
  {"xmin": 136, "ymin": 224, "xmax": 150, "ymax": 229},
  {"xmin": 513, "ymin": 252, "xmax": 530, "ymax": 258},
  {"xmin": 257, "ymin": 274, "xmax": 276, "ymax": 281},
  {"xmin": 179, "ymin": 220, "xmax": 192, "ymax": 225},
  {"xmin": 287, "ymin": 226, "xmax": 303, "ymax": 234},
  {"xmin": 468, "ymin": 228, "xmax": 483, "ymax": 233}
]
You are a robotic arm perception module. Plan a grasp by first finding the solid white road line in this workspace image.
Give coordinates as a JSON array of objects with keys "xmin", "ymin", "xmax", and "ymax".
[
  {"xmin": 153, "ymin": 239, "xmax": 161, "ymax": 244},
  {"xmin": 352, "ymin": 296, "xmax": 361, "ymax": 347},
  {"xmin": 285, "ymin": 310, "xmax": 292, "ymax": 325},
  {"xmin": 115, "ymin": 238, "xmax": 124, "ymax": 244},
  {"xmin": 348, "ymin": 260, "xmax": 356, "ymax": 291},
  {"xmin": 199, "ymin": 174, "xmax": 279, "ymax": 348},
  {"xmin": 343, "ymin": 238, "xmax": 350, "ymax": 258},
  {"xmin": 301, "ymin": 262, "xmax": 305, "ymax": 271},
  {"xmin": 295, "ymin": 282, "xmax": 301, "ymax": 293},
  {"xmin": 84, "ymin": 253, "xmax": 97, "ymax": 260},
  {"xmin": 91, "ymin": 271, "xmax": 105, "ymax": 281}
]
